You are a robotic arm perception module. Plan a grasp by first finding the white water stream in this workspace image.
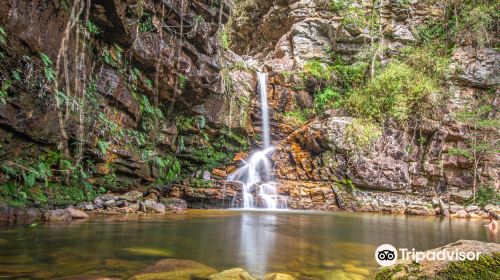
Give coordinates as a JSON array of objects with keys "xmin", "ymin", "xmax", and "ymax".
[{"xmin": 228, "ymin": 72, "xmax": 287, "ymax": 209}]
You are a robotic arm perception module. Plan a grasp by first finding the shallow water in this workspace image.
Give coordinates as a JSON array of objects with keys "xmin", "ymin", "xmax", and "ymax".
[{"xmin": 0, "ymin": 210, "xmax": 495, "ymax": 279}]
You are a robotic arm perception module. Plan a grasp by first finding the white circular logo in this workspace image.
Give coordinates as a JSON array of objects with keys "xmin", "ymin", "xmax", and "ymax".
[{"xmin": 375, "ymin": 244, "xmax": 398, "ymax": 267}]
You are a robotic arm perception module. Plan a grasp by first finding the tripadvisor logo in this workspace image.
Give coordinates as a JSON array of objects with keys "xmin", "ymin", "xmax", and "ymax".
[
  {"xmin": 375, "ymin": 244, "xmax": 398, "ymax": 266},
  {"xmin": 375, "ymin": 244, "xmax": 482, "ymax": 267}
]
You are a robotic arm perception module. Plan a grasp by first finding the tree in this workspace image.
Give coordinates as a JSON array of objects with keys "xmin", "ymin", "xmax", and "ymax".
[{"xmin": 448, "ymin": 103, "xmax": 499, "ymax": 203}]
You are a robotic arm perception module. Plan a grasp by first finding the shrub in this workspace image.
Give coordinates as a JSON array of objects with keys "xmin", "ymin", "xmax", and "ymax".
[
  {"xmin": 314, "ymin": 87, "xmax": 342, "ymax": 113},
  {"xmin": 343, "ymin": 119, "xmax": 382, "ymax": 152},
  {"xmin": 468, "ymin": 185, "xmax": 499, "ymax": 207},
  {"xmin": 346, "ymin": 61, "xmax": 439, "ymax": 123},
  {"xmin": 303, "ymin": 60, "xmax": 334, "ymax": 81},
  {"xmin": 283, "ymin": 109, "xmax": 311, "ymax": 126},
  {"xmin": 416, "ymin": 0, "xmax": 498, "ymax": 48},
  {"xmin": 399, "ymin": 44, "xmax": 451, "ymax": 80}
]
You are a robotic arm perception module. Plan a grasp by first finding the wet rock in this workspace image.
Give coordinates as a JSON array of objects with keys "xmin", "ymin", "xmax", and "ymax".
[
  {"xmin": 161, "ymin": 198, "xmax": 188, "ymax": 211},
  {"xmin": 43, "ymin": 209, "xmax": 72, "ymax": 222},
  {"xmin": 208, "ymin": 268, "xmax": 255, "ymax": 280},
  {"xmin": 53, "ymin": 275, "xmax": 120, "ymax": 280},
  {"xmin": 130, "ymin": 259, "xmax": 217, "ymax": 280},
  {"xmin": 67, "ymin": 208, "xmax": 89, "ymax": 219},
  {"xmin": 0, "ymin": 205, "xmax": 43, "ymax": 224},
  {"xmin": 144, "ymin": 200, "xmax": 166, "ymax": 214},
  {"xmin": 405, "ymin": 205, "xmax": 436, "ymax": 216},
  {"xmin": 264, "ymin": 273, "xmax": 296, "ymax": 280},
  {"xmin": 118, "ymin": 247, "xmax": 172, "ymax": 259},
  {"xmin": 451, "ymin": 210, "xmax": 470, "ymax": 218},
  {"xmin": 376, "ymin": 240, "xmax": 500, "ymax": 279}
]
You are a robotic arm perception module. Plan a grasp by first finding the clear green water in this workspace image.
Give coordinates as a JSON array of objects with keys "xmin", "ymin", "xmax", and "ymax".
[{"xmin": 0, "ymin": 210, "xmax": 494, "ymax": 279}]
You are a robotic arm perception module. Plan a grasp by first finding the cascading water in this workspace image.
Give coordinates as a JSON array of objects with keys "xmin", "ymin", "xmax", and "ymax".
[{"xmin": 228, "ymin": 72, "xmax": 287, "ymax": 209}]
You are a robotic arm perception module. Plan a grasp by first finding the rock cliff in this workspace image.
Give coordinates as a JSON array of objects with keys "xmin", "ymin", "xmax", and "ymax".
[{"xmin": 0, "ymin": 0, "xmax": 498, "ymax": 212}]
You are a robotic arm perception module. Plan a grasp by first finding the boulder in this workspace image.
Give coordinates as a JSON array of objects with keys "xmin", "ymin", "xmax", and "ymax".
[
  {"xmin": 449, "ymin": 204, "xmax": 465, "ymax": 214},
  {"xmin": 130, "ymin": 259, "xmax": 216, "ymax": 280},
  {"xmin": 67, "ymin": 208, "xmax": 89, "ymax": 219},
  {"xmin": 451, "ymin": 210, "xmax": 470, "ymax": 218},
  {"xmin": 43, "ymin": 209, "xmax": 72, "ymax": 222},
  {"xmin": 161, "ymin": 198, "xmax": 188, "ymax": 211},
  {"xmin": 119, "ymin": 191, "xmax": 143, "ymax": 202},
  {"xmin": 144, "ymin": 200, "xmax": 166, "ymax": 214},
  {"xmin": 104, "ymin": 200, "xmax": 116, "ymax": 208},
  {"xmin": 208, "ymin": 268, "xmax": 255, "ymax": 280},
  {"xmin": 264, "ymin": 273, "xmax": 296, "ymax": 280}
]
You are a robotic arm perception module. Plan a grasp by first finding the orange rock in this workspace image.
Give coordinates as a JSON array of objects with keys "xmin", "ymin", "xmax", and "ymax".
[
  {"xmin": 233, "ymin": 152, "xmax": 247, "ymax": 162},
  {"xmin": 96, "ymin": 163, "xmax": 111, "ymax": 175},
  {"xmin": 212, "ymin": 169, "xmax": 227, "ymax": 177},
  {"xmin": 225, "ymin": 165, "xmax": 236, "ymax": 174}
]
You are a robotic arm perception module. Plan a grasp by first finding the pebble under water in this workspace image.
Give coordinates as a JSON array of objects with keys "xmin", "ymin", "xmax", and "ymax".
[{"xmin": 0, "ymin": 210, "xmax": 494, "ymax": 279}]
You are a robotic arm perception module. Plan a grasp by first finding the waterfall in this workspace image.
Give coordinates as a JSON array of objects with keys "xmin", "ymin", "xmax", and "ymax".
[
  {"xmin": 258, "ymin": 73, "xmax": 271, "ymax": 149},
  {"xmin": 227, "ymin": 72, "xmax": 287, "ymax": 209}
]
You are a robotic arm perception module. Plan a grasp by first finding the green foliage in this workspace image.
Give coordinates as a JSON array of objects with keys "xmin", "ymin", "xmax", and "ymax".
[
  {"xmin": 142, "ymin": 150, "xmax": 181, "ymax": 183},
  {"xmin": 333, "ymin": 60, "xmax": 368, "ymax": 93},
  {"xmin": 343, "ymin": 119, "xmax": 382, "ymax": 152},
  {"xmin": 303, "ymin": 60, "xmax": 334, "ymax": 81},
  {"xmin": 218, "ymin": 28, "xmax": 230, "ymax": 49},
  {"xmin": 466, "ymin": 185, "xmax": 499, "ymax": 207},
  {"xmin": 139, "ymin": 13, "xmax": 155, "ymax": 33},
  {"xmin": 329, "ymin": 0, "xmax": 352, "ymax": 13},
  {"xmin": 40, "ymin": 53, "xmax": 55, "ymax": 82},
  {"xmin": 86, "ymin": 21, "xmax": 100, "ymax": 35},
  {"xmin": 347, "ymin": 61, "xmax": 439, "ymax": 123},
  {"xmin": 341, "ymin": 6, "xmax": 368, "ymax": 30},
  {"xmin": 0, "ymin": 79, "xmax": 11, "ymax": 105},
  {"xmin": 314, "ymin": 87, "xmax": 342, "ymax": 113},
  {"xmin": 448, "ymin": 147, "xmax": 472, "ymax": 159},
  {"xmin": 188, "ymin": 178, "xmax": 212, "ymax": 188},
  {"xmin": 0, "ymin": 26, "xmax": 6, "ymax": 45},
  {"xmin": 440, "ymin": 253, "xmax": 500, "ymax": 280},
  {"xmin": 178, "ymin": 74, "xmax": 187, "ymax": 91},
  {"xmin": 11, "ymin": 69, "xmax": 21, "ymax": 81},
  {"xmin": 416, "ymin": 0, "xmax": 498, "ymax": 47},
  {"xmin": 283, "ymin": 109, "xmax": 311, "ymax": 126},
  {"xmin": 399, "ymin": 44, "xmax": 451, "ymax": 80},
  {"xmin": 0, "ymin": 150, "xmax": 100, "ymax": 207},
  {"xmin": 97, "ymin": 139, "xmax": 109, "ymax": 155}
]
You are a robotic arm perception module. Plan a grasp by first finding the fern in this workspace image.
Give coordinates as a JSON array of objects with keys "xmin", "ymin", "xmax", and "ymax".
[
  {"xmin": 0, "ymin": 26, "xmax": 6, "ymax": 45},
  {"xmin": 97, "ymin": 140, "xmax": 109, "ymax": 155}
]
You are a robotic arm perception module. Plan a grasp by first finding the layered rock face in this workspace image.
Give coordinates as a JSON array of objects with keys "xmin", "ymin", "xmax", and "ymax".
[
  {"xmin": 0, "ymin": 0, "xmax": 254, "ymax": 196},
  {"xmin": 230, "ymin": 0, "xmax": 499, "ymax": 211}
]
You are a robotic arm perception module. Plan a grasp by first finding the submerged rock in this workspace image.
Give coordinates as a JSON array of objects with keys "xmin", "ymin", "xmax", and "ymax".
[
  {"xmin": 375, "ymin": 240, "xmax": 500, "ymax": 279},
  {"xmin": 208, "ymin": 268, "xmax": 255, "ymax": 280},
  {"xmin": 130, "ymin": 259, "xmax": 217, "ymax": 280},
  {"xmin": 264, "ymin": 273, "xmax": 296, "ymax": 280},
  {"xmin": 119, "ymin": 247, "xmax": 172, "ymax": 259}
]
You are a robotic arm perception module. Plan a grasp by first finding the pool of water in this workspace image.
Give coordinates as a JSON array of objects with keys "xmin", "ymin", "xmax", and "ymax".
[{"xmin": 0, "ymin": 210, "xmax": 495, "ymax": 279}]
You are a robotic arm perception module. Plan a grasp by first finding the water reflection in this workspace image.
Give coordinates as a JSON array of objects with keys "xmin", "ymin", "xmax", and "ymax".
[
  {"xmin": 0, "ymin": 211, "xmax": 495, "ymax": 279},
  {"xmin": 239, "ymin": 213, "xmax": 277, "ymax": 277}
]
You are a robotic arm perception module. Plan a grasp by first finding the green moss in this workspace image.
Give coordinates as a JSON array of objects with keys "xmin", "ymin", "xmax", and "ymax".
[{"xmin": 440, "ymin": 253, "xmax": 500, "ymax": 280}]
